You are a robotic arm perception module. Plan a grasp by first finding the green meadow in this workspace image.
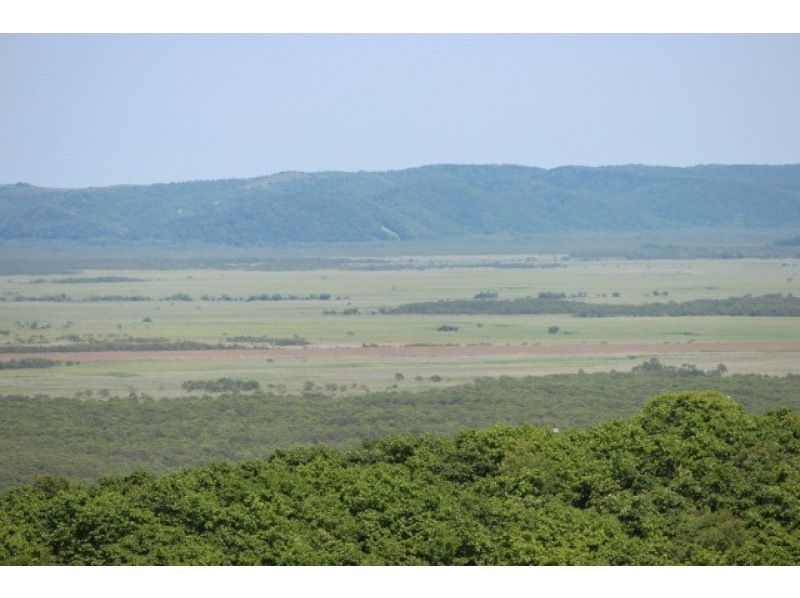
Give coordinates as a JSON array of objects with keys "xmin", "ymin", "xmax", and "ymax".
[{"xmin": 1, "ymin": 257, "xmax": 799, "ymax": 396}]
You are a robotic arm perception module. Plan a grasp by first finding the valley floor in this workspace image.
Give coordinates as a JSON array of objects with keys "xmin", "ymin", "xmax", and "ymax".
[{"xmin": 1, "ymin": 257, "xmax": 800, "ymax": 396}]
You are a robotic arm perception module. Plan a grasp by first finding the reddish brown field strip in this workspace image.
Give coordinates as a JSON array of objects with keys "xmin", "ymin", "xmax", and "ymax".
[{"xmin": 2, "ymin": 341, "xmax": 800, "ymax": 363}]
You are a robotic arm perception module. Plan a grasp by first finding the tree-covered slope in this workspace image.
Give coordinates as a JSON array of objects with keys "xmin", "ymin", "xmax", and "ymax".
[
  {"xmin": 2, "ymin": 164, "xmax": 800, "ymax": 245},
  {"xmin": 1, "ymin": 392, "xmax": 798, "ymax": 565}
]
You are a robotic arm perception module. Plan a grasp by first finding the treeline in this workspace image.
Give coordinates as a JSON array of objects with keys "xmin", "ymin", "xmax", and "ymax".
[
  {"xmin": 631, "ymin": 357, "xmax": 727, "ymax": 376},
  {"xmin": 88, "ymin": 295, "xmax": 150, "ymax": 302},
  {"xmin": 1, "ymin": 364, "xmax": 799, "ymax": 491},
  {"xmin": 3, "ymin": 294, "xmax": 71, "ymax": 302},
  {"xmin": 323, "ymin": 308, "xmax": 361, "ymax": 316},
  {"xmin": 0, "ymin": 248, "xmax": 574, "ymax": 276},
  {"xmin": 31, "ymin": 276, "xmax": 145, "ymax": 284},
  {"xmin": 386, "ymin": 293, "xmax": 800, "ymax": 317},
  {"xmin": 1, "ymin": 293, "xmax": 335, "ymax": 303},
  {"xmin": 0, "ymin": 339, "xmax": 242, "ymax": 353},
  {"xmin": 0, "ymin": 358, "xmax": 62, "ymax": 370},
  {"xmin": 181, "ymin": 378, "xmax": 261, "ymax": 393},
  {"xmin": 570, "ymin": 243, "xmax": 796, "ymax": 260},
  {"xmin": 1, "ymin": 392, "xmax": 798, "ymax": 565},
  {"xmin": 775, "ymin": 235, "xmax": 800, "ymax": 247},
  {"xmin": 225, "ymin": 335, "xmax": 309, "ymax": 346}
]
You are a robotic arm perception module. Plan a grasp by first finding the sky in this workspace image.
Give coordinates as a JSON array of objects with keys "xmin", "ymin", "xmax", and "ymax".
[{"xmin": 1, "ymin": 34, "xmax": 799, "ymax": 188}]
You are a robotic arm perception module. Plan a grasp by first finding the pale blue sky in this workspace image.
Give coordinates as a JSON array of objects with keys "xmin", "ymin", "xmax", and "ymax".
[{"xmin": 1, "ymin": 34, "xmax": 799, "ymax": 187}]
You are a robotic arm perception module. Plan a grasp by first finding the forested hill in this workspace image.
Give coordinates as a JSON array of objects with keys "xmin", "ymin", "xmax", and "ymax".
[{"xmin": 2, "ymin": 164, "xmax": 800, "ymax": 245}]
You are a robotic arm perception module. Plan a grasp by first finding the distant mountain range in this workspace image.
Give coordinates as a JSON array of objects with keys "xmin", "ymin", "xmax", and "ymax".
[{"xmin": 2, "ymin": 164, "xmax": 799, "ymax": 245}]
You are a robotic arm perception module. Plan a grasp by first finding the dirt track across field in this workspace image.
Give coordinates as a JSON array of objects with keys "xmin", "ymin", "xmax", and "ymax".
[{"xmin": 2, "ymin": 341, "xmax": 800, "ymax": 363}]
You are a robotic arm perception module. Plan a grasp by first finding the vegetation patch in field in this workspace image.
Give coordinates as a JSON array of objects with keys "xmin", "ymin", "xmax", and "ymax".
[
  {"xmin": 0, "ymin": 358, "xmax": 61, "ymax": 369},
  {"xmin": 0, "ymin": 339, "xmax": 244, "ymax": 353},
  {"xmin": 225, "ymin": 335, "xmax": 309, "ymax": 346},
  {"xmin": 387, "ymin": 293, "xmax": 800, "ymax": 317},
  {"xmin": 323, "ymin": 308, "xmax": 361, "ymax": 315},
  {"xmin": 181, "ymin": 378, "xmax": 261, "ymax": 393},
  {"xmin": 245, "ymin": 293, "xmax": 331, "ymax": 301},
  {"xmin": 87, "ymin": 295, "xmax": 151, "ymax": 302},
  {"xmin": 31, "ymin": 276, "xmax": 146, "ymax": 284},
  {"xmin": 473, "ymin": 291, "xmax": 498, "ymax": 299},
  {"xmin": 3, "ymin": 294, "xmax": 71, "ymax": 302},
  {"xmin": 4, "ymin": 292, "xmax": 336, "ymax": 303}
]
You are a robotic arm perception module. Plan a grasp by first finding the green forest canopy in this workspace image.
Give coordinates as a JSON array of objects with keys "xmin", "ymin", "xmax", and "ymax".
[
  {"xmin": 1, "ymin": 391, "xmax": 798, "ymax": 565},
  {"xmin": 2, "ymin": 363, "xmax": 799, "ymax": 490}
]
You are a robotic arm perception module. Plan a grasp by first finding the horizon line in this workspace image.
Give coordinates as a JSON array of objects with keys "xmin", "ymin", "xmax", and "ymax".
[{"xmin": 5, "ymin": 161, "xmax": 800, "ymax": 191}]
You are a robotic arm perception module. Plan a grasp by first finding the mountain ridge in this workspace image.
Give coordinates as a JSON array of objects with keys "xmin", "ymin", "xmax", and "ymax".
[
  {"xmin": 8, "ymin": 162, "xmax": 800, "ymax": 191},
  {"xmin": 2, "ymin": 163, "xmax": 799, "ymax": 245}
]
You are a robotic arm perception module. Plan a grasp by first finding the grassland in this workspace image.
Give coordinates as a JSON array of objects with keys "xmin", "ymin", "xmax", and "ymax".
[{"xmin": 1, "ymin": 257, "xmax": 800, "ymax": 396}]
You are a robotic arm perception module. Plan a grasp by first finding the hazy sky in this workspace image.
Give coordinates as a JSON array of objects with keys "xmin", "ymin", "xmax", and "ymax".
[{"xmin": 2, "ymin": 34, "xmax": 799, "ymax": 187}]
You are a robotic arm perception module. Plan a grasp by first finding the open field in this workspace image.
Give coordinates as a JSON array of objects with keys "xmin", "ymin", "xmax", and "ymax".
[
  {"xmin": 2, "ymin": 257, "xmax": 800, "ymax": 396},
  {"xmin": 2, "ymin": 257, "xmax": 800, "ymax": 303}
]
